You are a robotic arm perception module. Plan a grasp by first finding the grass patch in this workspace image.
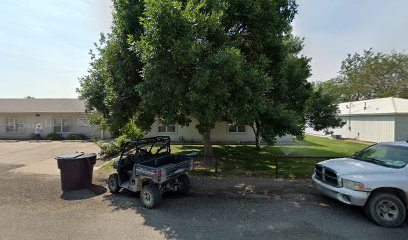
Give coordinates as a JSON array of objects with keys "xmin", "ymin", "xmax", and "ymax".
[
  {"xmin": 171, "ymin": 135, "xmax": 370, "ymax": 178},
  {"xmin": 98, "ymin": 135, "xmax": 370, "ymax": 179},
  {"xmin": 101, "ymin": 156, "xmax": 119, "ymax": 172}
]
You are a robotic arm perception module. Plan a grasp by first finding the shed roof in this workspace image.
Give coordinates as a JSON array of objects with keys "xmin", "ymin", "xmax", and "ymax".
[
  {"xmin": 0, "ymin": 98, "xmax": 87, "ymax": 113},
  {"xmin": 338, "ymin": 97, "xmax": 408, "ymax": 116}
]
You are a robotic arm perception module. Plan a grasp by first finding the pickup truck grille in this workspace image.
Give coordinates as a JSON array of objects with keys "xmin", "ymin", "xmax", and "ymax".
[{"xmin": 315, "ymin": 165, "xmax": 339, "ymax": 187}]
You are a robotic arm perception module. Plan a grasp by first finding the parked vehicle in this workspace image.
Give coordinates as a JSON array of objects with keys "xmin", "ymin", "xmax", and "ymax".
[
  {"xmin": 108, "ymin": 136, "xmax": 197, "ymax": 208},
  {"xmin": 312, "ymin": 141, "xmax": 408, "ymax": 227}
]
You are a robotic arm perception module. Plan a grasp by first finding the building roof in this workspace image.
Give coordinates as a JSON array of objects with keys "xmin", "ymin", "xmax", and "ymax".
[
  {"xmin": 338, "ymin": 97, "xmax": 408, "ymax": 116},
  {"xmin": 0, "ymin": 98, "xmax": 88, "ymax": 113}
]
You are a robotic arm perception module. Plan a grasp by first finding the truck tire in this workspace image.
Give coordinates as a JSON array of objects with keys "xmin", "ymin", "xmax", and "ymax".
[
  {"xmin": 364, "ymin": 192, "xmax": 406, "ymax": 228},
  {"xmin": 177, "ymin": 174, "xmax": 191, "ymax": 195},
  {"xmin": 108, "ymin": 173, "xmax": 120, "ymax": 193},
  {"xmin": 141, "ymin": 184, "xmax": 161, "ymax": 209}
]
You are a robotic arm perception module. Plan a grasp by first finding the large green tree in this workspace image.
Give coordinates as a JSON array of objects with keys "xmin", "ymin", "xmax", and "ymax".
[
  {"xmin": 320, "ymin": 49, "xmax": 408, "ymax": 102},
  {"xmin": 79, "ymin": 0, "xmax": 343, "ymax": 156},
  {"xmin": 137, "ymin": 0, "xmax": 252, "ymax": 156}
]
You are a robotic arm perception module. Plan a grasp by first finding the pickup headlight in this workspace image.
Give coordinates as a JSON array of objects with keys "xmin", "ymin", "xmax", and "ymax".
[{"xmin": 342, "ymin": 179, "xmax": 366, "ymax": 191}]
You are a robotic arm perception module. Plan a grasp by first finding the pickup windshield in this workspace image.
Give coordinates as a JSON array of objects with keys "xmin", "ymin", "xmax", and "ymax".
[{"xmin": 353, "ymin": 144, "xmax": 408, "ymax": 168}]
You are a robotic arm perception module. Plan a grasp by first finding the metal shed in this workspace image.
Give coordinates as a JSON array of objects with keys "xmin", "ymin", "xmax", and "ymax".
[{"xmin": 332, "ymin": 97, "xmax": 408, "ymax": 143}]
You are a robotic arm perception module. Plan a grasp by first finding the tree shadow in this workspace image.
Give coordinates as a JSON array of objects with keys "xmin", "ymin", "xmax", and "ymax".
[{"xmin": 100, "ymin": 176, "xmax": 405, "ymax": 240}]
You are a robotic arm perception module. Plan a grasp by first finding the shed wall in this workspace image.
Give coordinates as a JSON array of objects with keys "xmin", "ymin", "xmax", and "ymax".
[
  {"xmin": 395, "ymin": 115, "xmax": 408, "ymax": 141},
  {"xmin": 332, "ymin": 115, "xmax": 395, "ymax": 142}
]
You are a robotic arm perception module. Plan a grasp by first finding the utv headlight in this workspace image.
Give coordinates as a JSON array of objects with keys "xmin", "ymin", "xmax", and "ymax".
[{"xmin": 342, "ymin": 179, "xmax": 366, "ymax": 191}]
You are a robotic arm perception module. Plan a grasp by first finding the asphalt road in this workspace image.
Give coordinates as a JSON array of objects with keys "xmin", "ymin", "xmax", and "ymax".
[
  {"xmin": 0, "ymin": 141, "xmax": 99, "ymax": 175},
  {"xmin": 0, "ymin": 171, "xmax": 407, "ymax": 239},
  {"xmin": 0, "ymin": 142, "xmax": 407, "ymax": 239}
]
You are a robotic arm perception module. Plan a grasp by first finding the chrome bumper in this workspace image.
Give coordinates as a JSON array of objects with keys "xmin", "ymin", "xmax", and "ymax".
[{"xmin": 312, "ymin": 174, "xmax": 370, "ymax": 206}]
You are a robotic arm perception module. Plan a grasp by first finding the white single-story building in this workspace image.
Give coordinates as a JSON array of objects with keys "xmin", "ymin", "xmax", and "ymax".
[
  {"xmin": 332, "ymin": 97, "xmax": 408, "ymax": 143},
  {"xmin": 0, "ymin": 98, "xmax": 292, "ymax": 143},
  {"xmin": 0, "ymin": 99, "xmax": 106, "ymax": 139}
]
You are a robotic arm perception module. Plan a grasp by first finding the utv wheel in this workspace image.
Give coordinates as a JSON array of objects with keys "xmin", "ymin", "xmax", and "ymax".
[
  {"xmin": 108, "ymin": 173, "xmax": 120, "ymax": 193},
  {"xmin": 365, "ymin": 193, "xmax": 406, "ymax": 228},
  {"xmin": 141, "ymin": 184, "xmax": 161, "ymax": 209},
  {"xmin": 178, "ymin": 174, "xmax": 191, "ymax": 195}
]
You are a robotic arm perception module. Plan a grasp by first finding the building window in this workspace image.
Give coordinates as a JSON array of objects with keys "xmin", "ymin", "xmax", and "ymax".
[
  {"xmin": 228, "ymin": 123, "xmax": 246, "ymax": 133},
  {"xmin": 6, "ymin": 118, "xmax": 24, "ymax": 133},
  {"xmin": 158, "ymin": 125, "xmax": 176, "ymax": 133},
  {"xmin": 77, "ymin": 118, "xmax": 90, "ymax": 126},
  {"xmin": 54, "ymin": 118, "xmax": 72, "ymax": 133}
]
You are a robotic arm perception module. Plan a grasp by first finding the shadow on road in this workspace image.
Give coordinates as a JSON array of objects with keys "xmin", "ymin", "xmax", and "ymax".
[
  {"xmin": 61, "ymin": 184, "xmax": 107, "ymax": 200},
  {"xmin": 100, "ymin": 177, "xmax": 408, "ymax": 240}
]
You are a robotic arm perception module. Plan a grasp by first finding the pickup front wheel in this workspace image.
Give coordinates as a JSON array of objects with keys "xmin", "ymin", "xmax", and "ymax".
[
  {"xmin": 365, "ymin": 193, "xmax": 406, "ymax": 228},
  {"xmin": 141, "ymin": 184, "xmax": 161, "ymax": 209}
]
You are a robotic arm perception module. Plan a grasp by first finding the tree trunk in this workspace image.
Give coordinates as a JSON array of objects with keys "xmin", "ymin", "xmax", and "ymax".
[
  {"xmin": 255, "ymin": 131, "xmax": 261, "ymax": 151},
  {"xmin": 252, "ymin": 119, "xmax": 261, "ymax": 151},
  {"xmin": 202, "ymin": 130, "xmax": 214, "ymax": 160},
  {"xmin": 202, "ymin": 129, "xmax": 217, "ymax": 175}
]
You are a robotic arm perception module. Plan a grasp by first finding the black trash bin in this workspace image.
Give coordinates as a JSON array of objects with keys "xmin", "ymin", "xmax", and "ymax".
[{"xmin": 55, "ymin": 152, "xmax": 97, "ymax": 191}]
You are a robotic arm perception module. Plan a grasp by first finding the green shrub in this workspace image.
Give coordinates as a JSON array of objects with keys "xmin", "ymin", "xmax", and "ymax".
[
  {"xmin": 96, "ymin": 121, "xmax": 144, "ymax": 158},
  {"xmin": 47, "ymin": 133, "xmax": 64, "ymax": 140},
  {"xmin": 66, "ymin": 134, "xmax": 89, "ymax": 140},
  {"xmin": 120, "ymin": 121, "xmax": 144, "ymax": 140},
  {"xmin": 98, "ymin": 142, "xmax": 121, "ymax": 157}
]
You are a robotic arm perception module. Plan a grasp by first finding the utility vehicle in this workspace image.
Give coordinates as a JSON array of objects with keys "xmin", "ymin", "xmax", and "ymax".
[{"xmin": 108, "ymin": 136, "xmax": 197, "ymax": 208}]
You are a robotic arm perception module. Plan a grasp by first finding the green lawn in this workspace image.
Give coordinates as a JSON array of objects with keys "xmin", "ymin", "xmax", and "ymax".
[
  {"xmin": 169, "ymin": 135, "xmax": 370, "ymax": 178},
  {"xmin": 102, "ymin": 135, "xmax": 370, "ymax": 179}
]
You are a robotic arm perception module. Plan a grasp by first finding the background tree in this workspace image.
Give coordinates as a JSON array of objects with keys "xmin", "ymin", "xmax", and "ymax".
[
  {"xmin": 306, "ymin": 85, "xmax": 345, "ymax": 134},
  {"xmin": 319, "ymin": 49, "xmax": 408, "ymax": 102},
  {"xmin": 77, "ymin": 0, "xmax": 148, "ymax": 136}
]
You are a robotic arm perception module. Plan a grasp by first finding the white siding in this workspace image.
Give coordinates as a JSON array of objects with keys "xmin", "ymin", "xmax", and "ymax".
[
  {"xmin": 332, "ymin": 115, "xmax": 395, "ymax": 142},
  {"xmin": 145, "ymin": 119, "xmax": 292, "ymax": 143},
  {"xmin": 0, "ymin": 113, "xmax": 104, "ymax": 139},
  {"xmin": 395, "ymin": 115, "xmax": 408, "ymax": 141}
]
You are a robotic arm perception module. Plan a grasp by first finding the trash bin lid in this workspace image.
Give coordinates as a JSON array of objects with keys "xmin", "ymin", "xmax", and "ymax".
[{"xmin": 55, "ymin": 152, "xmax": 84, "ymax": 160}]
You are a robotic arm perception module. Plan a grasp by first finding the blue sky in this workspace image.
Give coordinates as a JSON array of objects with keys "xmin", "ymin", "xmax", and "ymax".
[
  {"xmin": 0, "ymin": 0, "xmax": 407, "ymax": 98},
  {"xmin": 0, "ymin": 0, "xmax": 112, "ymax": 98}
]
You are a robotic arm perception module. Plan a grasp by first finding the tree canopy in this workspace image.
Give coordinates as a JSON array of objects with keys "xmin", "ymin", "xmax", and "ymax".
[
  {"xmin": 77, "ymin": 0, "xmax": 147, "ymax": 135},
  {"xmin": 319, "ymin": 49, "xmax": 408, "ymax": 102},
  {"xmin": 78, "ymin": 0, "xmax": 343, "ymax": 155}
]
